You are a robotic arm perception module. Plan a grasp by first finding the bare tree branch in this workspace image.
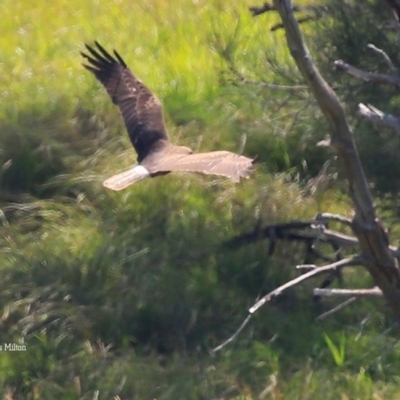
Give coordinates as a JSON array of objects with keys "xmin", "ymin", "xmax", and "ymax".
[
  {"xmin": 211, "ymin": 314, "xmax": 253, "ymax": 353},
  {"xmin": 384, "ymin": 0, "xmax": 400, "ymax": 22},
  {"xmin": 334, "ymin": 60, "xmax": 400, "ymax": 88},
  {"xmin": 358, "ymin": 103, "xmax": 400, "ymax": 136},
  {"xmin": 249, "ymin": 2, "xmax": 278, "ymax": 16},
  {"xmin": 231, "ymin": 73, "xmax": 307, "ymax": 91},
  {"xmin": 249, "ymin": 257, "xmax": 361, "ymax": 314},
  {"xmin": 296, "ymin": 264, "xmax": 317, "ymax": 271},
  {"xmin": 270, "ymin": 16, "xmax": 315, "ymax": 32},
  {"xmin": 367, "ymin": 43, "xmax": 397, "ymax": 72},
  {"xmin": 250, "ymin": 2, "xmax": 328, "ymax": 32},
  {"xmin": 226, "ymin": 219, "xmax": 356, "ymax": 250},
  {"xmin": 314, "ymin": 287, "xmax": 383, "ymax": 297},
  {"xmin": 272, "ymin": 0, "xmax": 400, "ymax": 320},
  {"xmin": 321, "ymin": 228, "xmax": 358, "ymax": 247},
  {"xmin": 227, "ymin": 218, "xmax": 400, "ymax": 260},
  {"xmin": 314, "ymin": 212, "xmax": 352, "ymax": 228},
  {"xmin": 250, "ymin": 2, "xmax": 311, "ymax": 17},
  {"xmin": 316, "ymin": 297, "xmax": 358, "ymax": 321}
]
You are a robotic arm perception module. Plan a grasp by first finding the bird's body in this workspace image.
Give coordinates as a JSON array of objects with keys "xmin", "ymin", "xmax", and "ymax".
[{"xmin": 81, "ymin": 41, "xmax": 253, "ymax": 190}]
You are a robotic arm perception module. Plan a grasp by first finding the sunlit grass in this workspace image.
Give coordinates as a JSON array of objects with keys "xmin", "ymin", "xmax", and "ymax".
[{"xmin": 1, "ymin": 0, "xmax": 282, "ymax": 107}]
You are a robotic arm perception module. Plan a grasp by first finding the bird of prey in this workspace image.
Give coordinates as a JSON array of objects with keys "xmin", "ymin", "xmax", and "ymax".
[{"xmin": 81, "ymin": 41, "xmax": 254, "ymax": 191}]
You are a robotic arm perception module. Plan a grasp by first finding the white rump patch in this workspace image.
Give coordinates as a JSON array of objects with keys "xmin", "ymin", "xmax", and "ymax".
[{"xmin": 103, "ymin": 165, "xmax": 150, "ymax": 191}]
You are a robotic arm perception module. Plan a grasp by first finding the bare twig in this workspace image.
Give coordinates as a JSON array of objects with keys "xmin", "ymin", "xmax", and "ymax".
[
  {"xmin": 358, "ymin": 103, "xmax": 400, "ymax": 136},
  {"xmin": 235, "ymin": 76, "xmax": 307, "ymax": 91},
  {"xmin": 226, "ymin": 64, "xmax": 307, "ymax": 92},
  {"xmin": 296, "ymin": 264, "xmax": 317, "ymax": 271},
  {"xmin": 313, "ymin": 287, "xmax": 383, "ymax": 297},
  {"xmin": 334, "ymin": 60, "xmax": 400, "ymax": 88},
  {"xmin": 367, "ymin": 43, "xmax": 396, "ymax": 72},
  {"xmin": 315, "ymin": 213, "xmax": 352, "ymax": 227},
  {"xmin": 211, "ymin": 314, "xmax": 253, "ymax": 353},
  {"xmin": 384, "ymin": 0, "xmax": 400, "ymax": 49},
  {"xmin": 250, "ymin": 2, "xmax": 328, "ymax": 32},
  {"xmin": 316, "ymin": 297, "xmax": 358, "ymax": 321},
  {"xmin": 249, "ymin": 2, "xmax": 308, "ymax": 17},
  {"xmin": 321, "ymin": 228, "xmax": 359, "ymax": 247},
  {"xmin": 249, "ymin": 2, "xmax": 276, "ymax": 16},
  {"xmin": 271, "ymin": 16, "xmax": 315, "ymax": 32},
  {"xmin": 249, "ymin": 257, "xmax": 361, "ymax": 314}
]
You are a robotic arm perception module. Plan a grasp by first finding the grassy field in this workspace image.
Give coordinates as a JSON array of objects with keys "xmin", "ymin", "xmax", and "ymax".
[{"xmin": 1, "ymin": 0, "xmax": 400, "ymax": 398}]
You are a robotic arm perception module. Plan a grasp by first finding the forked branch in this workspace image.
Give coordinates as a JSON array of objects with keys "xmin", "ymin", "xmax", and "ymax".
[
  {"xmin": 249, "ymin": 257, "xmax": 362, "ymax": 313},
  {"xmin": 358, "ymin": 103, "xmax": 400, "ymax": 136},
  {"xmin": 334, "ymin": 60, "xmax": 400, "ymax": 88},
  {"xmin": 214, "ymin": 0, "xmax": 400, "ymax": 353},
  {"xmin": 271, "ymin": 0, "xmax": 400, "ymax": 319}
]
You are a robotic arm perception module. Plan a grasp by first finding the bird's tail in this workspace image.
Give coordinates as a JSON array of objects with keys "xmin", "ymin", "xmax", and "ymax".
[{"xmin": 103, "ymin": 165, "xmax": 150, "ymax": 191}]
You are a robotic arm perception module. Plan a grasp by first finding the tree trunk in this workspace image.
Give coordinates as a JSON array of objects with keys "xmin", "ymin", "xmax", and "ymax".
[{"xmin": 273, "ymin": 0, "xmax": 400, "ymax": 320}]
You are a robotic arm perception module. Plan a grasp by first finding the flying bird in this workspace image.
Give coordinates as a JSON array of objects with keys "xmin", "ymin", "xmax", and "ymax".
[{"xmin": 81, "ymin": 41, "xmax": 254, "ymax": 191}]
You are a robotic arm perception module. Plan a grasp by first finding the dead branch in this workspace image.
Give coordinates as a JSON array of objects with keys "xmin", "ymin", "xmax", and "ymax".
[
  {"xmin": 321, "ymin": 228, "xmax": 358, "ymax": 247},
  {"xmin": 314, "ymin": 287, "xmax": 383, "ymax": 297},
  {"xmin": 226, "ymin": 220, "xmax": 356, "ymax": 250},
  {"xmin": 367, "ymin": 43, "xmax": 396, "ymax": 72},
  {"xmin": 250, "ymin": 2, "xmax": 328, "ymax": 32},
  {"xmin": 270, "ymin": 16, "xmax": 315, "ymax": 32},
  {"xmin": 358, "ymin": 103, "xmax": 400, "ymax": 136},
  {"xmin": 296, "ymin": 264, "xmax": 317, "ymax": 271},
  {"xmin": 227, "ymin": 218, "xmax": 400, "ymax": 262},
  {"xmin": 314, "ymin": 212, "xmax": 352, "ymax": 228},
  {"xmin": 249, "ymin": 257, "xmax": 361, "ymax": 314},
  {"xmin": 272, "ymin": 0, "xmax": 400, "ymax": 320},
  {"xmin": 235, "ymin": 77, "xmax": 307, "ymax": 92},
  {"xmin": 316, "ymin": 297, "xmax": 358, "ymax": 321},
  {"xmin": 222, "ymin": 57, "xmax": 307, "ymax": 92},
  {"xmin": 250, "ymin": 2, "xmax": 308, "ymax": 17},
  {"xmin": 334, "ymin": 60, "xmax": 400, "ymax": 89},
  {"xmin": 384, "ymin": 0, "xmax": 400, "ymax": 23},
  {"xmin": 211, "ymin": 314, "xmax": 253, "ymax": 353}
]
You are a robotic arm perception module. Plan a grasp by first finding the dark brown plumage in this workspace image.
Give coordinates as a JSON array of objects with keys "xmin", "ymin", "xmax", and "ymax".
[{"xmin": 81, "ymin": 41, "xmax": 254, "ymax": 191}]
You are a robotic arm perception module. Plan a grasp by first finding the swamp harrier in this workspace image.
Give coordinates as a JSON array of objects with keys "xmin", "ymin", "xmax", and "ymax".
[{"xmin": 81, "ymin": 42, "xmax": 254, "ymax": 191}]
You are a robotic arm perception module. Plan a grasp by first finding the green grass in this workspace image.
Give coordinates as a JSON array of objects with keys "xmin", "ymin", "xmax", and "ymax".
[{"xmin": 0, "ymin": 0, "xmax": 399, "ymax": 398}]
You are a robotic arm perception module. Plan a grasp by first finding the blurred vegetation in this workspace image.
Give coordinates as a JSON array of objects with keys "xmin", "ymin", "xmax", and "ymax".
[{"xmin": 1, "ymin": 0, "xmax": 400, "ymax": 398}]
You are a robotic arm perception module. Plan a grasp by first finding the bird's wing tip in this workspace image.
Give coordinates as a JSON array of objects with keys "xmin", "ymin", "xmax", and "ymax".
[
  {"xmin": 103, "ymin": 165, "xmax": 150, "ymax": 191},
  {"xmin": 103, "ymin": 180, "xmax": 125, "ymax": 191}
]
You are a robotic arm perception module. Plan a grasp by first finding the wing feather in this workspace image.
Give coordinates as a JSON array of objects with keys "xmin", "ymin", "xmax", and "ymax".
[
  {"xmin": 146, "ymin": 151, "xmax": 254, "ymax": 182},
  {"xmin": 103, "ymin": 165, "xmax": 151, "ymax": 191},
  {"xmin": 81, "ymin": 42, "xmax": 169, "ymax": 161}
]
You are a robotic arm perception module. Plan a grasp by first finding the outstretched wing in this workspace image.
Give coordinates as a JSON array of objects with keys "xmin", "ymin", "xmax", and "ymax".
[
  {"xmin": 144, "ymin": 150, "xmax": 254, "ymax": 182},
  {"xmin": 81, "ymin": 41, "xmax": 169, "ymax": 161}
]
